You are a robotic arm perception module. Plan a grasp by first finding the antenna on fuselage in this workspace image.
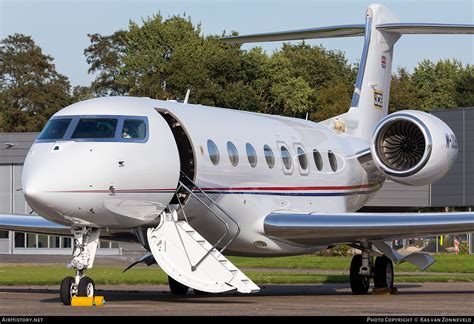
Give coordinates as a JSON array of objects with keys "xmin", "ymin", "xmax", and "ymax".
[{"xmin": 183, "ymin": 89, "xmax": 190, "ymax": 104}]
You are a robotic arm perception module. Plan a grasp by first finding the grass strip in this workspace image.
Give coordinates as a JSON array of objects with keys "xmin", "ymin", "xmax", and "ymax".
[
  {"xmin": 1, "ymin": 266, "xmax": 474, "ymax": 286},
  {"xmin": 229, "ymin": 254, "xmax": 474, "ymax": 273}
]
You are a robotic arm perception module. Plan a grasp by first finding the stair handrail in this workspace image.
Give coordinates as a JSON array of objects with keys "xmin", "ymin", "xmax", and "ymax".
[{"xmin": 177, "ymin": 171, "xmax": 241, "ymax": 271}]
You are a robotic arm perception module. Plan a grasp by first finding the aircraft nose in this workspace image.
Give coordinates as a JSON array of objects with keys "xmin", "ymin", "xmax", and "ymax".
[{"xmin": 22, "ymin": 172, "xmax": 48, "ymax": 213}]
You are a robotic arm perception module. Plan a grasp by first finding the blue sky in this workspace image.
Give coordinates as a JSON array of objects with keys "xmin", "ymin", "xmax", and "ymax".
[{"xmin": 1, "ymin": 0, "xmax": 473, "ymax": 87}]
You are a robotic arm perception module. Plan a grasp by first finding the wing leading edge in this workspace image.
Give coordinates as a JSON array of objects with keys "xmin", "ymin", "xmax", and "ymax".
[
  {"xmin": 264, "ymin": 211, "xmax": 474, "ymax": 246},
  {"xmin": 0, "ymin": 214, "xmax": 71, "ymax": 236}
]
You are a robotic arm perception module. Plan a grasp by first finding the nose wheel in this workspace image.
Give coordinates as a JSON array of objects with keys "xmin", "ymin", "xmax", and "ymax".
[
  {"xmin": 60, "ymin": 277, "xmax": 76, "ymax": 305},
  {"xmin": 78, "ymin": 277, "xmax": 96, "ymax": 297},
  {"xmin": 60, "ymin": 276, "xmax": 96, "ymax": 305}
]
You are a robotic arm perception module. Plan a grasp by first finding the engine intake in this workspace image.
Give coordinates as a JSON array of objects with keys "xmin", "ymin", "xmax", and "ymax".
[
  {"xmin": 374, "ymin": 115, "xmax": 430, "ymax": 176},
  {"xmin": 371, "ymin": 111, "xmax": 457, "ymax": 186}
]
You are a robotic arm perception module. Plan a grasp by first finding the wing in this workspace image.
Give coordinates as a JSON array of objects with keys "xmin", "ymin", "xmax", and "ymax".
[
  {"xmin": 0, "ymin": 214, "xmax": 71, "ymax": 236},
  {"xmin": 264, "ymin": 211, "xmax": 474, "ymax": 246}
]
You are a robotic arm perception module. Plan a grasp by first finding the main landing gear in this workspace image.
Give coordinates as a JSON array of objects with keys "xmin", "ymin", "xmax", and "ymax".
[
  {"xmin": 349, "ymin": 244, "xmax": 394, "ymax": 295},
  {"xmin": 60, "ymin": 227, "xmax": 100, "ymax": 305}
]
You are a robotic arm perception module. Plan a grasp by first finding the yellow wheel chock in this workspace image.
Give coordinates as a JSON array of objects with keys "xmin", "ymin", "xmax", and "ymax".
[
  {"xmin": 71, "ymin": 296, "xmax": 105, "ymax": 307},
  {"xmin": 371, "ymin": 287, "xmax": 398, "ymax": 295}
]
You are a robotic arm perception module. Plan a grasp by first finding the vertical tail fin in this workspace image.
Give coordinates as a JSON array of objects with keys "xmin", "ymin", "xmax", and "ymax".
[
  {"xmin": 343, "ymin": 4, "xmax": 401, "ymax": 140},
  {"xmin": 221, "ymin": 4, "xmax": 473, "ymax": 141}
]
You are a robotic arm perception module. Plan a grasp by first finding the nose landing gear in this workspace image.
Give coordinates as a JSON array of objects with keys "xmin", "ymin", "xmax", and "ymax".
[{"xmin": 60, "ymin": 227, "xmax": 100, "ymax": 305}]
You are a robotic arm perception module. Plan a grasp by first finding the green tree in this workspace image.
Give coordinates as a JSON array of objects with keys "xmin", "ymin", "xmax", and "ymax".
[
  {"xmin": 85, "ymin": 31, "xmax": 128, "ymax": 96},
  {"xmin": 389, "ymin": 67, "xmax": 420, "ymax": 112},
  {"xmin": 411, "ymin": 59, "xmax": 461, "ymax": 111},
  {"xmin": 455, "ymin": 65, "xmax": 474, "ymax": 107},
  {"xmin": 0, "ymin": 34, "xmax": 72, "ymax": 132}
]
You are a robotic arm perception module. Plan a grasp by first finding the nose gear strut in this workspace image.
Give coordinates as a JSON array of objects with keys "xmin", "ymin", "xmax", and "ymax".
[{"xmin": 60, "ymin": 227, "xmax": 100, "ymax": 305}]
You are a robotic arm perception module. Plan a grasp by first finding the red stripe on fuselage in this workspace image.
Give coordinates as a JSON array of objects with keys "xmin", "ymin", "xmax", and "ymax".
[{"xmin": 49, "ymin": 182, "xmax": 380, "ymax": 193}]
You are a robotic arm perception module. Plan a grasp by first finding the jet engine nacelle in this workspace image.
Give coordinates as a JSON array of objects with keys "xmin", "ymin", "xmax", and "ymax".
[{"xmin": 371, "ymin": 110, "xmax": 458, "ymax": 186}]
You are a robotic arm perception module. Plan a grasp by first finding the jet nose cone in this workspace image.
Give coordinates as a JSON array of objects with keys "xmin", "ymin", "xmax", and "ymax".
[
  {"xmin": 22, "ymin": 157, "xmax": 51, "ymax": 214},
  {"xmin": 23, "ymin": 176, "xmax": 45, "ymax": 210}
]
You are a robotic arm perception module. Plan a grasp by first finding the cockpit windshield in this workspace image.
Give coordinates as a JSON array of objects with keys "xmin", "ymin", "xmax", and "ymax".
[
  {"xmin": 37, "ymin": 118, "xmax": 72, "ymax": 140},
  {"xmin": 72, "ymin": 118, "xmax": 118, "ymax": 139},
  {"xmin": 36, "ymin": 115, "xmax": 148, "ymax": 143}
]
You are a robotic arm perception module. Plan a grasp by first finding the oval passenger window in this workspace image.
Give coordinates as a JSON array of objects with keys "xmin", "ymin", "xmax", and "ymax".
[
  {"xmin": 297, "ymin": 147, "xmax": 308, "ymax": 170},
  {"xmin": 246, "ymin": 143, "xmax": 257, "ymax": 168},
  {"xmin": 227, "ymin": 141, "xmax": 239, "ymax": 167},
  {"xmin": 313, "ymin": 149, "xmax": 323, "ymax": 171},
  {"xmin": 264, "ymin": 145, "xmax": 275, "ymax": 169},
  {"xmin": 280, "ymin": 146, "xmax": 292, "ymax": 170},
  {"xmin": 328, "ymin": 150, "xmax": 338, "ymax": 172},
  {"xmin": 207, "ymin": 140, "xmax": 220, "ymax": 166}
]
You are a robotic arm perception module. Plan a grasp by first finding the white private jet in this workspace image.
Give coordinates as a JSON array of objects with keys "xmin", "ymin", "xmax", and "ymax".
[{"xmin": 1, "ymin": 4, "xmax": 473, "ymax": 304}]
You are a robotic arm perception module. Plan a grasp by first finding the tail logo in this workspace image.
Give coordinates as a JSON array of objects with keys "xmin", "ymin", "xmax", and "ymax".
[{"xmin": 373, "ymin": 90, "xmax": 383, "ymax": 109}]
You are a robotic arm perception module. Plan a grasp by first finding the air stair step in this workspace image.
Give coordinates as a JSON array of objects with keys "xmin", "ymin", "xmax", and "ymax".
[{"xmin": 147, "ymin": 210, "xmax": 259, "ymax": 294}]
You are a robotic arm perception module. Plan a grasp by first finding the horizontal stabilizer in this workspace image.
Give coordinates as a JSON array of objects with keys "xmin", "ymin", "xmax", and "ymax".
[
  {"xmin": 377, "ymin": 23, "xmax": 474, "ymax": 34},
  {"xmin": 221, "ymin": 24, "xmax": 365, "ymax": 44},
  {"xmin": 221, "ymin": 22, "xmax": 473, "ymax": 44}
]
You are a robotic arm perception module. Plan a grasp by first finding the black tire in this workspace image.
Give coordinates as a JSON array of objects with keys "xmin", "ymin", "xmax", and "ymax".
[
  {"xmin": 374, "ymin": 256, "xmax": 394, "ymax": 289},
  {"xmin": 350, "ymin": 254, "xmax": 370, "ymax": 295},
  {"xmin": 78, "ymin": 276, "xmax": 95, "ymax": 297},
  {"xmin": 193, "ymin": 289, "xmax": 210, "ymax": 295},
  {"xmin": 60, "ymin": 276, "xmax": 75, "ymax": 305},
  {"xmin": 168, "ymin": 276, "xmax": 189, "ymax": 295}
]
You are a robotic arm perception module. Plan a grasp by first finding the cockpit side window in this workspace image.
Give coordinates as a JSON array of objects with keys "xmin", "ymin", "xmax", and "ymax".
[
  {"xmin": 71, "ymin": 118, "xmax": 118, "ymax": 139},
  {"xmin": 121, "ymin": 119, "xmax": 146, "ymax": 139},
  {"xmin": 37, "ymin": 118, "xmax": 72, "ymax": 140}
]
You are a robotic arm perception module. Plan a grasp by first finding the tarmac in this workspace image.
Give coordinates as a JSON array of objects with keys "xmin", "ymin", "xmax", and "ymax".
[
  {"xmin": 0, "ymin": 255, "xmax": 473, "ymax": 316},
  {"xmin": 0, "ymin": 282, "xmax": 474, "ymax": 316}
]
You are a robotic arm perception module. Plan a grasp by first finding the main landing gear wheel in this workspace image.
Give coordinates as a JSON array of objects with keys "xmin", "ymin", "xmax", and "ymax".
[
  {"xmin": 168, "ymin": 276, "xmax": 189, "ymax": 295},
  {"xmin": 374, "ymin": 256, "xmax": 394, "ymax": 289},
  {"xmin": 60, "ymin": 276, "xmax": 75, "ymax": 305},
  {"xmin": 350, "ymin": 254, "xmax": 370, "ymax": 295},
  {"xmin": 78, "ymin": 276, "xmax": 95, "ymax": 297}
]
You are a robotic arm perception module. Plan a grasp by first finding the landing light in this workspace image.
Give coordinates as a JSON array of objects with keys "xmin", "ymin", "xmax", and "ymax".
[{"xmin": 253, "ymin": 241, "xmax": 268, "ymax": 248}]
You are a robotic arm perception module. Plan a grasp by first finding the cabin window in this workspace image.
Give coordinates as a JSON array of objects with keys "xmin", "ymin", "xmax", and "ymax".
[
  {"xmin": 227, "ymin": 141, "xmax": 239, "ymax": 167},
  {"xmin": 280, "ymin": 146, "xmax": 292, "ymax": 170},
  {"xmin": 37, "ymin": 118, "xmax": 72, "ymax": 140},
  {"xmin": 328, "ymin": 150, "xmax": 338, "ymax": 172},
  {"xmin": 246, "ymin": 143, "xmax": 257, "ymax": 168},
  {"xmin": 207, "ymin": 140, "xmax": 220, "ymax": 166},
  {"xmin": 313, "ymin": 149, "xmax": 323, "ymax": 171},
  {"xmin": 121, "ymin": 119, "xmax": 146, "ymax": 139},
  {"xmin": 264, "ymin": 145, "xmax": 275, "ymax": 169},
  {"xmin": 72, "ymin": 118, "xmax": 118, "ymax": 139},
  {"xmin": 297, "ymin": 147, "xmax": 308, "ymax": 170}
]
